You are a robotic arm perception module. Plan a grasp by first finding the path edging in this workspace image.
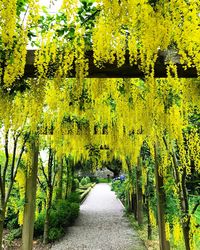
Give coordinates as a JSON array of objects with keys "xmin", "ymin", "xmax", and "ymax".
[{"xmin": 80, "ymin": 183, "xmax": 96, "ymax": 204}]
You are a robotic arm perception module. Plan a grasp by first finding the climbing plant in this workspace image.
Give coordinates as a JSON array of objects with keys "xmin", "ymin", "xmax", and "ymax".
[{"xmin": 0, "ymin": 0, "xmax": 200, "ymax": 250}]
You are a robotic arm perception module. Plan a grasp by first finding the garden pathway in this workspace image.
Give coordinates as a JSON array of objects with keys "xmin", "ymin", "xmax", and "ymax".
[{"xmin": 51, "ymin": 183, "xmax": 146, "ymax": 250}]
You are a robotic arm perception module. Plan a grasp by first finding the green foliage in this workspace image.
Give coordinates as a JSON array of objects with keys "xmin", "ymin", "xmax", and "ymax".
[
  {"xmin": 67, "ymin": 192, "xmax": 80, "ymax": 203},
  {"xmin": 16, "ymin": 0, "xmax": 29, "ymax": 16},
  {"xmin": 50, "ymin": 199, "xmax": 79, "ymax": 228},
  {"xmin": 68, "ymin": 203, "xmax": 80, "ymax": 223},
  {"xmin": 6, "ymin": 216, "xmax": 19, "ymax": 230},
  {"xmin": 111, "ymin": 180, "xmax": 121, "ymax": 191},
  {"xmin": 163, "ymin": 174, "xmax": 180, "ymax": 224},
  {"xmin": 80, "ymin": 177, "xmax": 87, "ymax": 186},
  {"xmin": 90, "ymin": 176, "xmax": 98, "ymax": 183},
  {"xmin": 34, "ymin": 210, "xmax": 46, "ymax": 236},
  {"xmin": 190, "ymin": 195, "xmax": 200, "ymax": 223},
  {"xmin": 4, "ymin": 202, "xmax": 19, "ymax": 229},
  {"xmin": 85, "ymin": 176, "xmax": 91, "ymax": 184},
  {"xmin": 73, "ymin": 178, "xmax": 80, "ymax": 189},
  {"xmin": 111, "ymin": 180, "xmax": 126, "ymax": 203},
  {"xmin": 34, "ymin": 193, "xmax": 80, "ymax": 241},
  {"xmin": 49, "ymin": 206, "xmax": 70, "ymax": 228},
  {"xmin": 0, "ymin": 150, "xmax": 5, "ymax": 166},
  {"xmin": 85, "ymin": 144, "xmax": 101, "ymax": 169},
  {"xmin": 97, "ymin": 178, "xmax": 109, "ymax": 183},
  {"xmin": 80, "ymin": 176, "xmax": 92, "ymax": 186},
  {"xmin": 34, "ymin": 0, "xmax": 98, "ymax": 48},
  {"xmin": 48, "ymin": 227, "xmax": 64, "ymax": 242},
  {"xmin": 6, "ymin": 228, "xmax": 22, "ymax": 243}
]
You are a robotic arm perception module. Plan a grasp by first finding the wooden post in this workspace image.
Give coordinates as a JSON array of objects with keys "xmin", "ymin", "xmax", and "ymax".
[
  {"xmin": 154, "ymin": 144, "xmax": 170, "ymax": 250},
  {"xmin": 22, "ymin": 137, "xmax": 39, "ymax": 250}
]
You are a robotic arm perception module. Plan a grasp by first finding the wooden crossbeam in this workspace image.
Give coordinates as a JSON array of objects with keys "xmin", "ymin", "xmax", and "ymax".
[{"xmin": 25, "ymin": 50, "xmax": 198, "ymax": 78}]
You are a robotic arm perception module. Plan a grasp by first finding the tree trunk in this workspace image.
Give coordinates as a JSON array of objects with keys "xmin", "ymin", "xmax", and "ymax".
[
  {"xmin": 136, "ymin": 157, "xmax": 143, "ymax": 226},
  {"xmin": 65, "ymin": 161, "xmax": 72, "ymax": 199},
  {"xmin": 146, "ymin": 169, "xmax": 152, "ymax": 240},
  {"xmin": 43, "ymin": 147, "xmax": 54, "ymax": 244},
  {"xmin": 43, "ymin": 187, "xmax": 53, "ymax": 244},
  {"xmin": 0, "ymin": 207, "xmax": 5, "ymax": 250},
  {"xmin": 127, "ymin": 191, "xmax": 133, "ymax": 212},
  {"xmin": 132, "ymin": 193, "xmax": 137, "ymax": 220},
  {"xmin": 163, "ymin": 137, "xmax": 191, "ymax": 250},
  {"xmin": 182, "ymin": 220, "xmax": 190, "ymax": 250},
  {"xmin": 125, "ymin": 190, "xmax": 130, "ymax": 211},
  {"xmin": 154, "ymin": 144, "xmax": 170, "ymax": 250},
  {"xmin": 171, "ymin": 148, "xmax": 191, "ymax": 250},
  {"xmin": 181, "ymin": 167, "xmax": 191, "ymax": 250},
  {"xmin": 22, "ymin": 138, "xmax": 39, "ymax": 250},
  {"xmin": 0, "ymin": 222, "xmax": 3, "ymax": 250},
  {"xmin": 56, "ymin": 158, "xmax": 63, "ymax": 200},
  {"xmin": 125, "ymin": 158, "xmax": 133, "ymax": 212}
]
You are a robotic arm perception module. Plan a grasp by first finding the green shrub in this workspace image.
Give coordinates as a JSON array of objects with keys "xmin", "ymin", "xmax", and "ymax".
[
  {"xmin": 79, "ymin": 183, "xmax": 92, "ymax": 190},
  {"xmin": 34, "ymin": 210, "xmax": 46, "ymax": 236},
  {"xmin": 68, "ymin": 202, "xmax": 80, "ymax": 223},
  {"xmin": 80, "ymin": 176, "xmax": 91, "ymax": 185},
  {"xmin": 6, "ymin": 216, "xmax": 19, "ymax": 230},
  {"xmin": 85, "ymin": 176, "xmax": 91, "ymax": 184},
  {"xmin": 90, "ymin": 176, "xmax": 98, "ymax": 183},
  {"xmin": 48, "ymin": 227, "xmax": 64, "ymax": 242},
  {"xmin": 4, "ymin": 206, "xmax": 19, "ymax": 229},
  {"xmin": 111, "ymin": 180, "xmax": 121, "ymax": 191},
  {"xmin": 111, "ymin": 180, "xmax": 126, "ymax": 203},
  {"xmin": 80, "ymin": 177, "xmax": 87, "ymax": 186},
  {"xmin": 34, "ymin": 197, "xmax": 80, "ymax": 241},
  {"xmin": 116, "ymin": 181, "xmax": 126, "ymax": 202},
  {"xmin": 73, "ymin": 178, "xmax": 80, "ymax": 189},
  {"xmin": 76, "ymin": 188, "xmax": 85, "ymax": 194},
  {"xmin": 67, "ymin": 192, "xmax": 80, "ymax": 203},
  {"xmin": 6, "ymin": 228, "xmax": 22, "ymax": 243},
  {"xmin": 50, "ymin": 199, "xmax": 80, "ymax": 228},
  {"xmin": 50, "ymin": 200, "xmax": 71, "ymax": 228}
]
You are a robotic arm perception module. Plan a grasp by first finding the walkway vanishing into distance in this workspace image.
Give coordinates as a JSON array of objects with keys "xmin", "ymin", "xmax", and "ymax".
[{"xmin": 51, "ymin": 183, "xmax": 146, "ymax": 250}]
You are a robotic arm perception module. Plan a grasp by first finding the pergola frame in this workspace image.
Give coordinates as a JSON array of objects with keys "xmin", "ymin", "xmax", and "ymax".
[
  {"xmin": 25, "ymin": 50, "xmax": 198, "ymax": 78},
  {"xmin": 25, "ymin": 49, "xmax": 199, "ymax": 250}
]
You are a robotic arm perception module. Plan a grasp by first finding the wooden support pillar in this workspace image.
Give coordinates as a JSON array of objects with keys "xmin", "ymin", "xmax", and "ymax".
[
  {"xmin": 22, "ymin": 137, "xmax": 39, "ymax": 250},
  {"xmin": 154, "ymin": 144, "xmax": 170, "ymax": 250}
]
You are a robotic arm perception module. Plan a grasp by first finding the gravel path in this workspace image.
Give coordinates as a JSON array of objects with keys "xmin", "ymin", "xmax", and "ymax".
[{"xmin": 51, "ymin": 183, "xmax": 146, "ymax": 250}]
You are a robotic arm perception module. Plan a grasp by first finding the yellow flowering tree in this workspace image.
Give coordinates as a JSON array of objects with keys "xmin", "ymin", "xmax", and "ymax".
[{"xmin": 0, "ymin": 0, "xmax": 200, "ymax": 250}]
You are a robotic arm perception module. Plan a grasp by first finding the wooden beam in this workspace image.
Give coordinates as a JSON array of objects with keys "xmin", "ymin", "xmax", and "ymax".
[{"xmin": 25, "ymin": 50, "xmax": 198, "ymax": 78}]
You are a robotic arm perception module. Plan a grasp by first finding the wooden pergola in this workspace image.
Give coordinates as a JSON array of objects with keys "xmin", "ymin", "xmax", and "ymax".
[
  {"xmin": 23, "ymin": 49, "xmax": 198, "ymax": 250},
  {"xmin": 25, "ymin": 50, "xmax": 198, "ymax": 78}
]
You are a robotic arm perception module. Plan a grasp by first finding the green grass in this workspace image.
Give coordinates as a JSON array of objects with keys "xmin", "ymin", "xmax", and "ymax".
[{"xmin": 97, "ymin": 178, "xmax": 111, "ymax": 183}]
